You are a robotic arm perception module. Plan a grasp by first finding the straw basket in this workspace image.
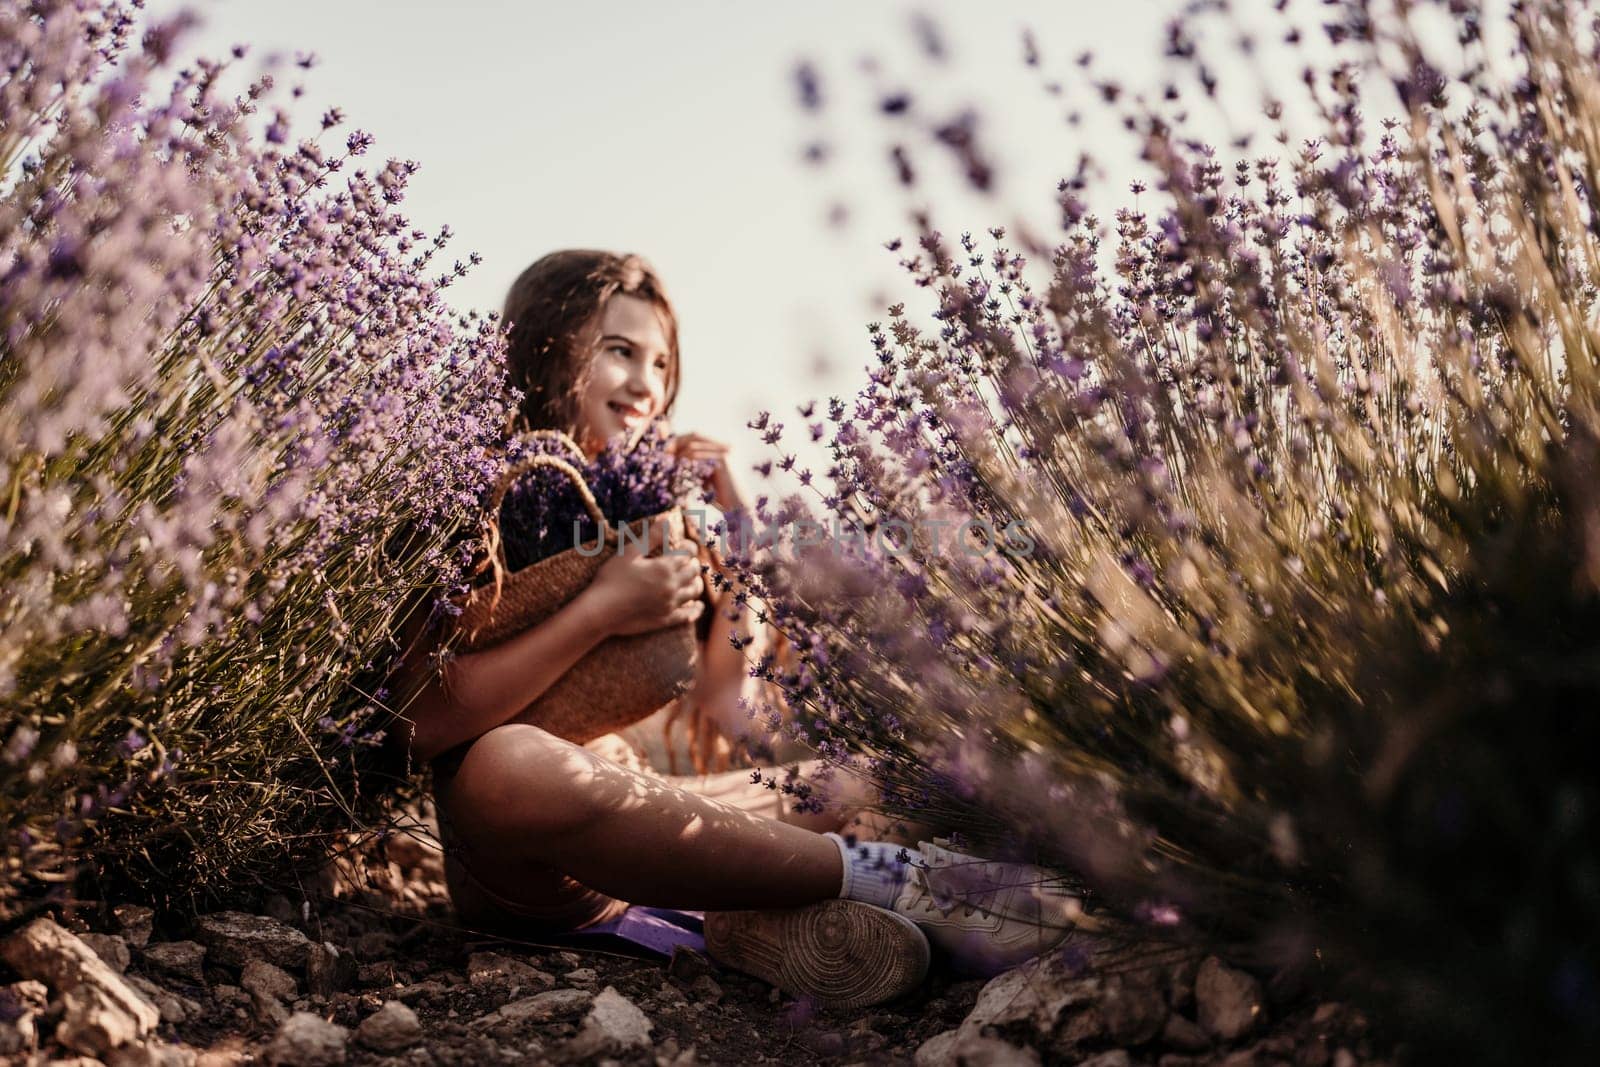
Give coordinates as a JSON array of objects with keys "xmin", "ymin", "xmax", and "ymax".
[{"xmin": 452, "ymin": 432, "xmax": 702, "ymax": 743}]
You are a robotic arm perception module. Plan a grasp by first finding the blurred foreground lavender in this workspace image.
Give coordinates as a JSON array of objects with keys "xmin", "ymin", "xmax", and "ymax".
[
  {"xmin": 733, "ymin": 2, "xmax": 1600, "ymax": 1060},
  {"xmin": 0, "ymin": 2, "xmax": 506, "ymax": 914}
]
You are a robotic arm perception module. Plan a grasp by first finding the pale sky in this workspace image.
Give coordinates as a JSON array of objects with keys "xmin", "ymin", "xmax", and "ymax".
[{"xmin": 152, "ymin": 0, "xmax": 1322, "ymax": 485}]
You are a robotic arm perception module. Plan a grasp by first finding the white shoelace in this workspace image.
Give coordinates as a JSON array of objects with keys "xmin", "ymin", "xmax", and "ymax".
[{"xmin": 902, "ymin": 862, "xmax": 1000, "ymax": 920}]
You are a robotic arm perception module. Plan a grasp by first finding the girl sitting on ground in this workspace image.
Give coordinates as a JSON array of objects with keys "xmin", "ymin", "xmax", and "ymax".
[{"xmin": 392, "ymin": 249, "xmax": 1089, "ymax": 1009}]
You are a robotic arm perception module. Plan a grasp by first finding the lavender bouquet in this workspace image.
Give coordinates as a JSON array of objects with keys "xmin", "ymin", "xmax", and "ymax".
[{"xmin": 496, "ymin": 422, "xmax": 702, "ymax": 572}]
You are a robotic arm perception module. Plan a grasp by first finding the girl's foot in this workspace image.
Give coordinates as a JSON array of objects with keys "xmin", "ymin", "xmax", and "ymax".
[
  {"xmin": 826, "ymin": 833, "xmax": 1099, "ymax": 977},
  {"xmin": 890, "ymin": 838, "xmax": 1100, "ymax": 976},
  {"xmin": 703, "ymin": 898, "xmax": 931, "ymax": 1010}
]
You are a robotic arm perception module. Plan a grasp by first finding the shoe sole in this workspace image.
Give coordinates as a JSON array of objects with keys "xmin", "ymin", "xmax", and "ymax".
[{"xmin": 703, "ymin": 899, "xmax": 930, "ymax": 1011}]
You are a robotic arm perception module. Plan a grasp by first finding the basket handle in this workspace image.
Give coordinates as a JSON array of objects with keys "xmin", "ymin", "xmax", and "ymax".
[
  {"xmin": 519, "ymin": 429, "xmax": 589, "ymax": 464},
  {"xmin": 486, "ymin": 454, "xmax": 612, "ymax": 569}
]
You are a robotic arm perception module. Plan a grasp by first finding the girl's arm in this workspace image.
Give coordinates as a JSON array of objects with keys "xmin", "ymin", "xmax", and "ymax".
[
  {"xmin": 396, "ymin": 588, "xmax": 615, "ymax": 766},
  {"xmin": 394, "ymin": 516, "xmax": 705, "ymax": 765},
  {"xmin": 683, "ymin": 548, "xmax": 775, "ymax": 745},
  {"xmin": 690, "ymin": 591, "xmax": 756, "ymax": 740},
  {"xmin": 668, "ymin": 434, "xmax": 780, "ymax": 757}
]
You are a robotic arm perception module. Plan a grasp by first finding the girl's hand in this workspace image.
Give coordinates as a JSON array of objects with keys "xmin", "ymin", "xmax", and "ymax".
[
  {"xmin": 584, "ymin": 515, "xmax": 706, "ymax": 638},
  {"xmin": 670, "ymin": 432, "xmax": 749, "ymax": 515}
]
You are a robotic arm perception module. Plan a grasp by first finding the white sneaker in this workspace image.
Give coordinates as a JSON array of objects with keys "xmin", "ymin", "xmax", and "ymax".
[{"xmin": 890, "ymin": 839, "xmax": 1098, "ymax": 976}]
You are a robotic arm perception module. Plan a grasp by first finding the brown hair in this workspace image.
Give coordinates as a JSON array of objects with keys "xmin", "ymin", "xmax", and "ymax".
[{"xmin": 501, "ymin": 250, "xmax": 681, "ymax": 435}]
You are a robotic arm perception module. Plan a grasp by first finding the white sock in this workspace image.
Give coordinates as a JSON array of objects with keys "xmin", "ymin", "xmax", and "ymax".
[{"xmin": 825, "ymin": 832, "xmax": 911, "ymax": 911}]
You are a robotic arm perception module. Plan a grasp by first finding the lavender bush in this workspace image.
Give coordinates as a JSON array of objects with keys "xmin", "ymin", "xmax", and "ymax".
[
  {"xmin": 730, "ymin": 1, "xmax": 1600, "ymax": 1059},
  {"xmin": 0, "ymin": 1, "xmax": 507, "ymax": 914}
]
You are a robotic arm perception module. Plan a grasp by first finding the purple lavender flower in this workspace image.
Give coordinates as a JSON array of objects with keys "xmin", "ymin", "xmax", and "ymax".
[
  {"xmin": 0, "ymin": 0, "xmax": 508, "ymax": 909},
  {"xmin": 497, "ymin": 421, "xmax": 699, "ymax": 571}
]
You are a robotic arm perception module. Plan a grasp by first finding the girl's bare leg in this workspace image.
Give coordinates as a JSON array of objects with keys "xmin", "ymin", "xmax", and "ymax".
[{"xmin": 440, "ymin": 723, "xmax": 846, "ymax": 910}]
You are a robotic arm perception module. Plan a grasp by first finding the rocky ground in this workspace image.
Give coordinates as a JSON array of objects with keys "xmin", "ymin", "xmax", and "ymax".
[{"xmin": 1, "ymin": 799, "xmax": 1397, "ymax": 1066}]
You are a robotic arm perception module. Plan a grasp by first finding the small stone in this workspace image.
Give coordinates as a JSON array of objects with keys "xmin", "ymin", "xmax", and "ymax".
[
  {"xmin": 194, "ymin": 913, "xmax": 311, "ymax": 971},
  {"xmin": 252, "ymin": 994, "xmax": 291, "ymax": 1028},
  {"xmin": 959, "ymin": 955, "xmax": 1100, "ymax": 1045},
  {"xmin": 140, "ymin": 942, "xmax": 207, "ymax": 985},
  {"xmin": 661, "ymin": 1045, "xmax": 698, "ymax": 1067},
  {"xmin": 57, "ymin": 983, "xmax": 145, "ymax": 1056},
  {"xmin": 564, "ymin": 967, "xmax": 598, "ymax": 986},
  {"xmin": 212, "ymin": 984, "xmax": 250, "ymax": 1007},
  {"xmin": 304, "ymin": 943, "xmax": 357, "ymax": 997},
  {"xmin": 80, "ymin": 934, "xmax": 131, "ymax": 974},
  {"xmin": 4, "ymin": 979, "xmax": 49, "ymax": 1010},
  {"xmin": 261, "ymin": 1012, "xmax": 349, "ymax": 1067},
  {"xmin": 1218, "ymin": 1048, "xmax": 1258, "ymax": 1067},
  {"xmin": 554, "ymin": 952, "xmax": 582, "ymax": 967},
  {"xmin": 566, "ymin": 986, "xmax": 652, "ymax": 1058},
  {"xmin": 686, "ymin": 975, "xmax": 722, "ymax": 1005},
  {"xmin": 355, "ymin": 1001, "xmax": 421, "ymax": 1053},
  {"xmin": 1312, "ymin": 1001, "xmax": 1344, "ymax": 1026},
  {"xmin": 465, "ymin": 952, "xmax": 553, "ymax": 993},
  {"xmin": 393, "ymin": 980, "xmax": 446, "ymax": 1004},
  {"xmin": 915, "ymin": 1028, "xmax": 1043, "ymax": 1067},
  {"xmin": 850, "ymin": 1021, "xmax": 889, "ymax": 1056},
  {"xmin": 1, "ymin": 919, "xmax": 159, "ymax": 1051},
  {"xmin": 106, "ymin": 1039, "xmax": 198, "ymax": 1067},
  {"xmin": 948, "ymin": 1034, "xmax": 1041, "ymax": 1066},
  {"xmin": 1166, "ymin": 955, "xmax": 1201, "ymax": 1010},
  {"xmin": 1195, "ymin": 957, "xmax": 1263, "ymax": 1042},
  {"xmin": 1100, "ymin": 976, "xmax": 1168, "ymax": 1045},
  {"xmin": 666, "ymin": 947, "xmax": 714, "ymax": 985},
  {"xmin": 241, "ymin": 960, "xmax": 298, "ymax": 1002},
  {"xmin": 0, "ymin": 979, "xmax": 49, "ymax": 1055},
  {"xmin": 219, "ymin": 979, "xmax": 271, "ymax": 1024},
  {"xmin": 355, "ymin": 963, "xmax": 397, "ymax": 988},
  {"xmin": 194, "ymin": 1047, "xmax": 252, "ymax": 1067},
  {"xmin": 113, "ymin": 906, "xmax": 155, "ymax": 950},
  {"xmin": 125, "ymin": 976, "xmax": 188, "ymax": 1025},
  {"xmin": 1079, "ymin": 1053, "xmax": 1132, "ymax": 1067},
  {"xmin": 796, "ymin": 1029, "xmax": 846, "ymax": 1057},
  {"xmin": 654, "ymin": 1037, "xmax": 694, "ymax": 1067},
  {"xmin": 383, "ymin": 828, "xmax": 444, "ymax": 876},
  {"xmin": 1161, "ymin": 1014, "xmax": 1210, "ymax": 1052},
  {"xmin": 490, "ymin": 987, "xmax": 592, "ymax": 1024},
  {"xmin": 1332, "ymin": 1050, "xmax": 1357, "ymax": 1067},
  {"xmin": 914, "ymin": 1030, "xmax": 959, "ymax": 1067}
]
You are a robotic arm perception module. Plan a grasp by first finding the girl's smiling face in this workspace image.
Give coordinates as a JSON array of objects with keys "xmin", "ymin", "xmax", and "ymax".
[{"xmin": 575, "ymin": 293, "xmax": 674, "ymax": 456}]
